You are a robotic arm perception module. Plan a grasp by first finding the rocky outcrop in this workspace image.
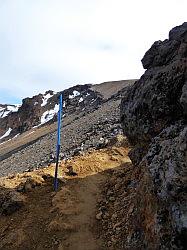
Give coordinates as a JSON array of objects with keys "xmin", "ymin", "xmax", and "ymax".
[
  {"xmin": 120, "ymin": 22, "xmax": 187, "ymax": 249},
  {"xmin": 0, "ymin": 85, "xmax": 104, "ymax": 141},
  {"xmin": 121, "ymin": 23, "xmax": 187, "ymax": 144},
  {"xmin": 0, "ymin": 104, "xmax": 20, "ymax": 119}
]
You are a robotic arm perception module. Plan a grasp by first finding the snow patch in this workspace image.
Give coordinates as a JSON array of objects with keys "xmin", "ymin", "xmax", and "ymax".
[
  {"xmin": 69, "ymin": 90, "xmax": 80, "ymax": 99},
  {"xmin": 0, "ymin": 132, "xmax": 19, "ymax": 145},
  {"xmin": 79, "ymin": 97, "xmax": 84, "ymax": 103},
  {"xmin": 0, "ymin": 110, "xmax": 10, "ymax": 118},
  {"xmin": 0, "ymin": 128, "xmax": 12, "ymax": 140},
  {"xmin": 41, "ymin": 92, "xmax": 54, "ymax": 107},
  {"xmin": 0, "ymin": 104, "xmax": 20, "ymax": 118},
  {"xmin": 40, "ymin": 104, "xmax": 59, "ymax": 125},
  {"xmin": 7, "ymin": 105, "xmax": 20, "ymax": 112},
  {"xmin": 12, "ymin": 133, "xmax": 20, "ymax": 139}
]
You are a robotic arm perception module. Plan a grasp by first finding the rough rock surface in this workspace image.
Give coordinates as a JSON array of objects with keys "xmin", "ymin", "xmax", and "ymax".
[
  {"xmin": 120, "ymin": 22, "xmax": 187, "ymax": 249},
  {"xmin": 121, "ymin": 22, "xmax": 187, "ymax": 144}
]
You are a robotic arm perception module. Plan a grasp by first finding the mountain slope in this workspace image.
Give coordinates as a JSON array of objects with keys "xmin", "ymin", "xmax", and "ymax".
[
  {"xmin": 0, "ymin": 80, "xmax": 135, "ymax": 176},
  {"xmin": 91, "ymin": 79, "xmax": 136, "ymax": 100},
  {"xmin": 0, "ymin": 85, "xmax": 102, "ymax": 141},
  {"xmin": 0, "ymin": 80, "xmax": 136, "ymax": 143}
]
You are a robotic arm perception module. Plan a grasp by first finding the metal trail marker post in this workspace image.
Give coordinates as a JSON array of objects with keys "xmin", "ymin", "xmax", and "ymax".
[{"xmin": 54, "ymin": 93, "xmax": 63, "ymax": 192}]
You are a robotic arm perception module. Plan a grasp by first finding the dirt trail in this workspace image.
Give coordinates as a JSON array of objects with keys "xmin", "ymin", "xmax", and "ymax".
[
  {"xmin": 59, "ymin": 175, "xmax": 105, "ymax": 250},
  {"xmin": 0, "ymin": 146, "xmax": 131, "ymax": 250}
]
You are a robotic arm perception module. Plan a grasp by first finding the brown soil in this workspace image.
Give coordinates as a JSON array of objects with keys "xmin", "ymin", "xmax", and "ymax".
[
  {"xmin": 91, "ymin": 80, "xmax": 136, "ymax": 100},
  {"xmin": 0, "ymin": 123, "xmax": 57, "ymax": 159},
  {"xmin": 0, "ymin": 146, "xmax": 131, "ymax": 250}
]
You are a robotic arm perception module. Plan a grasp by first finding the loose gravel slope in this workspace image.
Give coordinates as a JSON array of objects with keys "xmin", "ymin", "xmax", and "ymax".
[{"xmin": 0, "ymin": 99, "xmax": 121, "ymax": 177}]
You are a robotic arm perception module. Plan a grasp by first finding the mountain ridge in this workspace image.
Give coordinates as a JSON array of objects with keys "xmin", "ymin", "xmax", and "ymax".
[{"xmin": 0, "ymin": 80, "xmax": 136, "ymax": 143}]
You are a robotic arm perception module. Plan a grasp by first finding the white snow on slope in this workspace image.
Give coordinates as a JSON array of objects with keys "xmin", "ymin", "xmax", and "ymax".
[
  {"xmin": 0, "ymin": 105, "xmax": 20, "ymax": 118},
  {"xmin": 0, "ymin": 128, "xmax": 12, "ymax": 140},
  {"xmin": 79, "ymin": 97, "xmax": 84, "ymax": 103},
  {"xmin": 0, "ymin": 132, "xmax": 20, "ymax": 145},
  {"xmin": 13, "ymin": 133, "xmax": 20, "ymax": 138},
  {"xmin": 69, "ymin": 90, "xmax": 80, "ymax": 99},
  {"xmin": 41, "ymin": 92, "xmax": 54, "ymax": 107},
  {"xmin": 40, "ymin": 104, "xmax": 59, "ymax": 125}
]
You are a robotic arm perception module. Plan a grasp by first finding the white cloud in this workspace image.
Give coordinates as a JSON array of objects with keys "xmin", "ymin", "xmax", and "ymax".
[{"xmin": 0, "ymin": 0, "xmax": 186, "ymax": 103}]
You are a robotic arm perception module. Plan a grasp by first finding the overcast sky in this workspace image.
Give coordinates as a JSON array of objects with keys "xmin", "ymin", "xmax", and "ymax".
[{"xmin": 0, "ymin": 0, "xmax": 186, "ymax": 104}]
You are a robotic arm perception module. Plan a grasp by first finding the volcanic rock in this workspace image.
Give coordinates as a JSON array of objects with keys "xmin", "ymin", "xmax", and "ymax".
[
  {"xmin": 120, "ymin": 22, "xmax": 187, "ymax": 249},
  {"xmin": 121, "ymin": 22, "xmax": 187, "ymax": 146}
]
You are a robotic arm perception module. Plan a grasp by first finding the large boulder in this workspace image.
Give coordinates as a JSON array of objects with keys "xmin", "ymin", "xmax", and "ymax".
[
  {"xmin": 120, "ymin": 23, "xmax": 187, "ymax": 249},
  {"xmin": 121, "ymin": 22, "xmax": 187, "ymax": 145},
  {"xmin": 141, "ymin": 22, "xmax": 187, "ymax": 69}
]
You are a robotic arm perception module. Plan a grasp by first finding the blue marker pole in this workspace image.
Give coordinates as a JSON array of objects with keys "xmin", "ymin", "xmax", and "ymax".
[{"xmin": 54, "ymin": 94, "xmax": 63, "ymax": 191}]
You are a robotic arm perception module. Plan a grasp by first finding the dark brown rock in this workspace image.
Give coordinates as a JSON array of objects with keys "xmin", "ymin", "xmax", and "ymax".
[
  {"xmin": 141, "ymin": 22, "xmax": 187, "ymax": 70},
  {"xmin": 0, "ymin": 190, "xmax": 25, "ymax": 215},
  {"xmin": 120, "ymin": 23, "xmax": 187, "ymax": 249},
  {"xmin": 121, "ymin": 59, "xmax": 186, "ymax": 144},
  {"xmin": 169, "ymin": 22, "xmax": 187, "ymax": 42}
]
